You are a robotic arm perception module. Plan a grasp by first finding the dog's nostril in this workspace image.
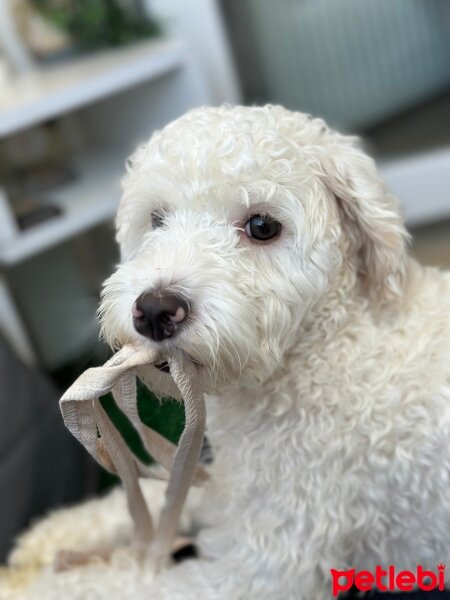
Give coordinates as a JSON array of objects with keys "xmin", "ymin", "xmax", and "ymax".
[
  {"xmin": 131, "ymin": 303, "xmax": 144, "ymax": 318},
  {"xmin": 132, "ymin": 292, "xmax": 189, "ymax": 342}
]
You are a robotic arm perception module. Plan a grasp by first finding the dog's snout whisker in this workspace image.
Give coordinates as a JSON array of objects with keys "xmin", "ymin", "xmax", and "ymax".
[{"xmin": 132, "ymin": 291, "xmax": 189, "ymax": 342}]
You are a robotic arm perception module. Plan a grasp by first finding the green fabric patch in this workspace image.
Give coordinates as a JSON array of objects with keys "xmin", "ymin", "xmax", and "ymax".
[{"xmin": 99, "ymin": 380, "xmax": 184, "ymax": 465}]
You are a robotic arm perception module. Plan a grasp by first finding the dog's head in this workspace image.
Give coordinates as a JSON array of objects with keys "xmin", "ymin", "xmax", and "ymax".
[{"xmin": 100, "ymin": 105, "xmax": 409, "ymax": 390}]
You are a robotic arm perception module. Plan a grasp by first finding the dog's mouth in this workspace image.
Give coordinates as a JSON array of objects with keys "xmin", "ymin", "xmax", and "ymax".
[
  {"xmin": 154, "ymin": 361, "xmax": 171, "ymax": 374},
  {"xmin": 153, "ymin": 354, "xmax": 202, "ymax": 375}
]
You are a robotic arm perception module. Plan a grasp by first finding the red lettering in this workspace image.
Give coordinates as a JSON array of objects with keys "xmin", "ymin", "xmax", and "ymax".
[
  {"xmin": 388, "ymin": 565, "xmax": 396, "ymax": 591},
  {"xmin": 417, "ymin": 566, "xmax": 437, "ymax": 592},
  {"xmin": 331, "ymin": 564, "xmax": 445, "ymax": 595},
  {"xmin": 330, "ymin": 569, "xmax": 354, "ymax": 597},
  {"xmin": 396, "ymin": 571, "xmax": 415, "ymax": 592},
  {"xmin": 375, "ymin": 565, "xmax": 388, "ymax": 591},
  {"xmin": 438, "ymin": 565, "xmax": 446, "ymax": 591},
  {"xmin": 354, "ymin": 571, "xmax": 374, "ymax": 591},
  {"xmin": 375, "ymin": 565, "xmax": 387, "ymax": 592}
]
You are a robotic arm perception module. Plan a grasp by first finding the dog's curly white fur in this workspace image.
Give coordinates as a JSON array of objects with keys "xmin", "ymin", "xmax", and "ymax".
[{"xmin": 5, "ymin": 105, "xmax": 450, "ymax": 599}]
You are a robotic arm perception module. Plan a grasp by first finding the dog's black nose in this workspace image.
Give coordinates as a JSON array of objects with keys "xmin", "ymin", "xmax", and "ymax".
[{"xmin": 132, "ymin": 292, "xmax": 189, "ymax": 342}]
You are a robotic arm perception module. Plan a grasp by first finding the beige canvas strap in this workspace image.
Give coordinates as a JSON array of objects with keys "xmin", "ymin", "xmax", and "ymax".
[
  {"xmin": 59, "ymin": 344, "xmax": 208, "ymax": 567},
  {"xmin": 111, "ymin": 367, "xmax": 207, "ymax": 485},
  {"xmin": 150, "ymin": 350, "xmax": 206, "ymax": 568}
]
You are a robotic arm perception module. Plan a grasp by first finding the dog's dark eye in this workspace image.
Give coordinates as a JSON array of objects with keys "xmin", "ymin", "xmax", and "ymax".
[
  {"xmin": 244, "ymin": 215, "xmax": 281, "ymax": 241},
  {"xmin": 151, "ymin": 210, "xmax": 165, "ymax": 229}
]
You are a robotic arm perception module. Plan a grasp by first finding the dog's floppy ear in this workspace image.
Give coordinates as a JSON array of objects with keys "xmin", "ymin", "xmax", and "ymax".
[{"xmin": 318, "ymin": 135, "xmax": 410, "ymax": 302}]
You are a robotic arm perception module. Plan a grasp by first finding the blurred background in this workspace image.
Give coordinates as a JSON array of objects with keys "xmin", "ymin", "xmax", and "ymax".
[{"xmin": 0, "ymin": 0, "xmax": 449, "ymax": 563}]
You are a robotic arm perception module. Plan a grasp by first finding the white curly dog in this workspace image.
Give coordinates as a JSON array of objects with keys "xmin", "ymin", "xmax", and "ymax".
[{"xmin": 6, "ymin": 105, "xmax": 450, "ymax": 599}]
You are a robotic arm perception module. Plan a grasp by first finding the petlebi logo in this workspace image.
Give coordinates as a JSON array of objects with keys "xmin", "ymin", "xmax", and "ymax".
[{"xmin": 331, "ymin": 564, "xmax": 446, "ymax": 596}]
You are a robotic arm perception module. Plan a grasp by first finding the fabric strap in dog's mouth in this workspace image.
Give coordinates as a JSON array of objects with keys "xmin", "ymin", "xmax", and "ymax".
[{"xmin": 59, "ymin": 344, "xmax": 208, "ymax": 570}]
